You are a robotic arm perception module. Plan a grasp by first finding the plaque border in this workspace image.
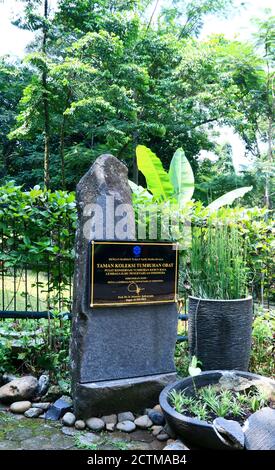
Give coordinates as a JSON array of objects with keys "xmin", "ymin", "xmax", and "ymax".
[{"xmin": 90, "ymin": 241, "xmax": 179, "ymax": 307}]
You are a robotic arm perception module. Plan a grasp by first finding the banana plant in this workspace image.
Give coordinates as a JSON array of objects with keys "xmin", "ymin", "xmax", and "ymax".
[{"xmin": 130, "ymin": 145, "xmax": 252, "ymax": 211}]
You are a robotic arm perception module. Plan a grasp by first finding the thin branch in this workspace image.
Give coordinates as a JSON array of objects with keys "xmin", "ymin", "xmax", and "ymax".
[{"xmin": 146, "ymin": 0, "xmax": 160, "ymax": 34}]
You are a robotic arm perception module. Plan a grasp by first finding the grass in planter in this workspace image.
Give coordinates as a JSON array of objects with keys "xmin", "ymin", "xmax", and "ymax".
[
  {"xmin": 169, "ymin": 385, "xmax": 269, "ymax": 424},
  {"xmin": 189, "ymin": 221, "xmax": 248, "ymax": 299}
]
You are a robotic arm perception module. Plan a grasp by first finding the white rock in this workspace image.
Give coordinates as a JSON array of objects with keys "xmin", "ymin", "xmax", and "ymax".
[
  {"xmin": 62, "ymin": 412, "xmax": 76, "ymax": 427},
  {"xmin": 86, "ymin": 417, "xmax": 105, "ymax": 432},
  {"xmin": 10, "ymin": 401, "xmax": 31, "ymax": 414},
  {"xmin": 153, "ymin": 404, "xmax": 162, "ymax": 413},
  {"xmin": 116, "ymin": 420, "xmax": 136, "ymax": 433},
  {"xmin": 152, "ymin": 425, "xmax": 163, "ymax": 437},
  {"xmin": 156, "ymin": 432, "xmax": 169, "ymax": 441},
  {"xmin": 134, "ymin": 415, "xmax": 153, "ymax": 429},
  {"xmin": 106, "ymin": 422, "xmax": 116, "ymax": 432},
  {"xmin": 118, "ymin": 411, "xmax": 135, "ymax": 422},
  {"xmin": 75, "ymin": 420, "xmax": 86, "ymax": 430},
  {"xmin": 0, "ymin": 376, "xmax": 38, "ymax": 403},
  {"xmin": 163, "ymin": 440, "xmax": 189, "ymax": 450}
]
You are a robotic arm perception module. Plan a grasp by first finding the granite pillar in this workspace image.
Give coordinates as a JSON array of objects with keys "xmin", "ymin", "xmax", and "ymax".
[{"xmin": 71, "ymin": 154, "xmax": 178, "ymax": 419}]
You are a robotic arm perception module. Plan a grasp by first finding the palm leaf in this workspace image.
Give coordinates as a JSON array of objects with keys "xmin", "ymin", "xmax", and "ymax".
[
  {"xmin": 207, "ymin": 186, "xmax": 253, "ymax": 212},
  {"xmin": 136, "ymin": 145, "xmax": 174, "ymax": 201},
  {"xmin": 169, "ymin": 148, "xmax": 194, "ymax": 206}
]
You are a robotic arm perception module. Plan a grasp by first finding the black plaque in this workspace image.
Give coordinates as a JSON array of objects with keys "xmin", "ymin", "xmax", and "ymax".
[{"xmin": 90, "ymin": 241, "xmax": 178, "ymax": 307}]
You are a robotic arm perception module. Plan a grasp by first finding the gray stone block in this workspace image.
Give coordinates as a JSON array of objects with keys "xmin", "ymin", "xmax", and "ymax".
[
  {"xmin": 74, "ymin": 373, "xmax": 177, "ymax": 420},
  {"xmin": 79, "ymin": 303, "xmax": 178, "ymax": 383}
]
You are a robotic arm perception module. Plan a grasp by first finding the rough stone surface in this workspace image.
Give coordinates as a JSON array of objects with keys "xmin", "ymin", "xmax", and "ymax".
[
  {"xmin": 74, "ymin": 372, "xmax": 177, "ymax": 419},
  {"xmin": 153, "ymin": 404, "xmax": 162, "ymax": 413},
  {"xmin": 24, "ymin": 407, "xmax": 43, "ymax": 418},
  {"xmin": 61, "ymin": 427, "xmax": 78, "ymax": 437},
  {"xmin": 118, "ymin": 412, "xmax": 135, "ymax": 422},
  {"xmin": 116, "ymin": 420, "xmax": 136, "ymax": 433},
  {"xmin": 71, "ymin": 154, "xmax": 178, "ymax": 418},
  {"xmin": 10, "ymin": 401, "xmax": 31, "ymax": 414},
  {"xmin": 148, "ymin": 409, "xmax": 165, "ymax": 426},
  {"xmin": 45, "ymin": 397, "xmax": 72, "ymax": 421},
  {"xmin": 2, "ymin": 373, "xmax": 17, "ymax": 385},
  {"xmin": 37, "ymin": 375, "xmax": 50, "ymax": 396},
  {"xmin": 0, "ymin": 376, "xmax": 38, "ymax": 404},
  {"xmin": 218, "ymin": 373, "xmax": 257, "ymax": 392},
  {"xmin": 213, "ymin": 417, "xmax": 244, "ymax": 449},
  {"xmin": 60, "ymin": 395, "xmax": 73, "ymax": 406},
  {"xmin": 152, "ymin": 425, "xmax": 163, "ymax": 437},
  {"xmin": 32, "ymin": 402, "xmax": 51, "ymax": 411},
  {"xmin": 75, "ymin": 420, "xmax": 86, "ymax": 430},
  {"xmin": 86, "ymin": 417, "xmax": 105, "ymax": 432},
  {"xmin": 77, "ymin": 304, "xmax": 178, "ymax": 384},
  {"xmin": 134, "ymin": 415, "xmax": 153, "ymax": 429},
  {"xmin": 163, "ymin": 440, "xmax": 189, "ymax": 451},
  {"xmin": 71, "ymin": 155, "xmax": 135, "ymax": 383},
  {"xmin": 62, "ymin": 412, "xmax": 76, "ymax": 427},
  {"xmin": 77, "ymin": 433, "xmax": 102, "ymax": 447},
  {"xmin": 243, "ymin": 407, "xmax": 275, "ymax": 450},
  {"xmin": 106, "ymin": 423, "xmax": 116, "ymax": 432},
  {"xmin": 156, "ymin": 432, "xmax": 169, "ymax": 441},
  {"xmin": 101, "ymin": 414, "xmax": 117, "ymax": 430}
]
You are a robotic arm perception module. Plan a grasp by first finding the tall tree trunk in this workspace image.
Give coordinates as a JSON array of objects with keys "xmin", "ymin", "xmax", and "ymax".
[
  {"xmin": 59, "ymin": 87, "xmax": 72, "ymax": 190},
  {"xmin": 264, "ymin": 37, "xmax": 274, "ymax": 209},
  {"xmin": 60, "ymin": 115, "xmax": 66, "ymax": 189},
  {"xmin": 132, "ymin": 129, "xmax": 139, "ymax": 184},
  {"xmin": 42, "ymin": 0, "xmax": 50, "ymax": 189}
]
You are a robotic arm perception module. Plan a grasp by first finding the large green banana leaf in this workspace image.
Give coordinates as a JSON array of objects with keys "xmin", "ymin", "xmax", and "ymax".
[
  {"xmin": 169, "ymin": 148, "xmax": 194, "ymax": 206},
  {"xmin": 136, "ymin": 145, "xmax": 174, "ymax": 201},
  {"xmin": 207, "ymin": 186, "xmax": 253, "ymax": 212}
]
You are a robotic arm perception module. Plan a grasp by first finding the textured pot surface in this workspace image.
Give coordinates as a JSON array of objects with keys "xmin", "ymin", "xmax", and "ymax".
[
  {"xmin": 159, "ymin": 370, "xmax": 275, "ymax": 450},
  {"xmin": 188, "ymin": 296, "xmax": 253, "ymax": 371}
]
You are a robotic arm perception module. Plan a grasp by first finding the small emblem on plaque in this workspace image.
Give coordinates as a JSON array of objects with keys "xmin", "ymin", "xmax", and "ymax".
[
  {"xmin": 133, "ymin": 245, "xmax": 141, "ymax": 257},
  {"xmin": 127, "ymin": 282, "xmax": 144, "ymax": 295}
]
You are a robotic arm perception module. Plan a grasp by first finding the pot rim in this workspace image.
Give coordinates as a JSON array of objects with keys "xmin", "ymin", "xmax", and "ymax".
[
  {"xmin": 159, "ymin": 369, "xmax": 274, "ymax": 428},
  {"xmin": 188, "ymin": 295, "xmax": 253, "ymax": 303}
]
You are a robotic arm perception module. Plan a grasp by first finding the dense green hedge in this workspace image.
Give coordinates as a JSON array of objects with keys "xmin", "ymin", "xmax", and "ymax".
[{"xmin": 0, "ymin": 182, "xmax": 77, "ymax": 310}]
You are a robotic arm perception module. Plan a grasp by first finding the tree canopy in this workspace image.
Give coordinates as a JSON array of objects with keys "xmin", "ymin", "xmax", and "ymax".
[{"xmin": 0, "ymin": 0, "xmax": 273, "ymax": 207}]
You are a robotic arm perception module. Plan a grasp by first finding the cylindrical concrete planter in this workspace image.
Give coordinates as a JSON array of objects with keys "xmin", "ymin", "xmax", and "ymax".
[
  {"xmin": 159, "ymin": 370, "xmax": 275, "ymax": 450},
  {"xmin": 188, "ymin": 296, "xmax": 253, "ymax": 371}
]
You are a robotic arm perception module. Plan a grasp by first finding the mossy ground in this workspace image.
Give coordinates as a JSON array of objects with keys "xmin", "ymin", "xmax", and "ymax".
[{"xmin": 0, "ymin": 411, "xmax": 165, "ymax": 450}]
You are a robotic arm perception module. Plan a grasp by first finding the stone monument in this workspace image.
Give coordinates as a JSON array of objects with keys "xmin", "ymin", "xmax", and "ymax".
[{"xmin": 71, "ymin": 154, "xmax": 178, "ymax": 419}]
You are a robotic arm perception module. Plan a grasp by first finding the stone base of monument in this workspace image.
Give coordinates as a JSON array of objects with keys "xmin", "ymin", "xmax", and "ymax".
[{"xmin": 74, "ymin": 372, "xmax": 177, "ymax": 419}]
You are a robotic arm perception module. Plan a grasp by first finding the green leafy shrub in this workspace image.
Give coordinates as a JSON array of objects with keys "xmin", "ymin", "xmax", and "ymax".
[
  {"xmin": 0, "ymin": 181, "xmax": 77, "ymax": 311},
  {"xmin": 0, "ymin": 316, "xmax": 70, "ymax": 382},
  {"xmin": 249, "ymin": 309, "xmax": 275, "ymax": 377}
]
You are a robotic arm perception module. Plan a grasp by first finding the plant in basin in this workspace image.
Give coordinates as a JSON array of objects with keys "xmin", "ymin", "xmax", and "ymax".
[{"xmin": 187, "ymin": 217, "xmax": 253, "ymax": 371}]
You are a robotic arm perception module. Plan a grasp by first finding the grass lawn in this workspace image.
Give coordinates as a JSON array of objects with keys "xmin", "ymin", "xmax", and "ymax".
[{"xmin": 1, "ymin": 270, "xmax": 52, "ymax": 312}]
